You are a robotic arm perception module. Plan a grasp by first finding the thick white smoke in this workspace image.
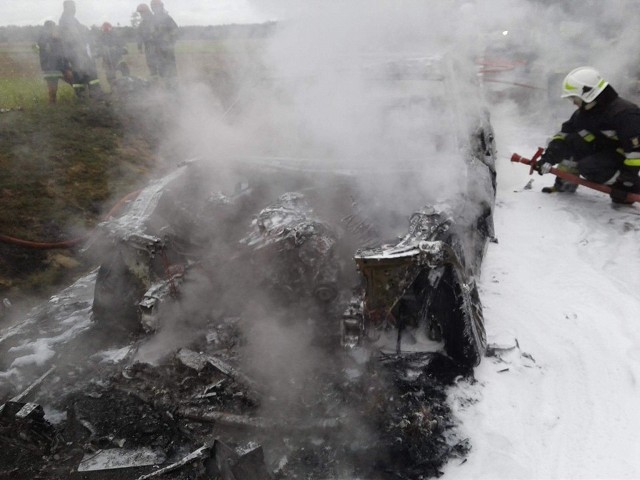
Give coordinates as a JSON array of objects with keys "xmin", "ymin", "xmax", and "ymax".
[{"xmin": 142, "ymin": 0, "xmax": 640, "ymax": 407}]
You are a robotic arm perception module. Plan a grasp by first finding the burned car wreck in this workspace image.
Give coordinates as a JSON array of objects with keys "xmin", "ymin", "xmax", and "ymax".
[
  {"xmin": 0, "ymin": 55, "xmax": 497, "ymax": 479},
  {"xmin": 92, "ymin": 154, "xmax": 493, "ymax": 367},
  {"xmin": 94, "ymin": 54, "xmax": 497, "ymax": 369}
]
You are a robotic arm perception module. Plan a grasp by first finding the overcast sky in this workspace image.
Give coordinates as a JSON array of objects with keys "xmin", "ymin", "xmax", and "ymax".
[{"xmin": 1, "ymin": 0, "xmax": 270, "ymax": 27}]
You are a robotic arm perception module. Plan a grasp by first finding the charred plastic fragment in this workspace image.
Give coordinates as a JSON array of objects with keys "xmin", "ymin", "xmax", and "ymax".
[
  {"xmin": 207, "ymin": 440, "xmax": 274, "ymax": 480},
  {"xmin": 0, "ymin": 401, "xmax": 58, "ymax": 471}
]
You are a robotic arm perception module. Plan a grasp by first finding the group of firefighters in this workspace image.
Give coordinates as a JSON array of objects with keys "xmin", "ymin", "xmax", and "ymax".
[{"xmin": 36, "ymin": 0, "xmax": 178, "ymax": 103}]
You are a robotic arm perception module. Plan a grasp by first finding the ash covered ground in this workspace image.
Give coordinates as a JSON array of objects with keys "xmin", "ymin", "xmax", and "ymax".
[{"xmin": 0, "ymin": 268, "xmax": 474, "ymax": 480}]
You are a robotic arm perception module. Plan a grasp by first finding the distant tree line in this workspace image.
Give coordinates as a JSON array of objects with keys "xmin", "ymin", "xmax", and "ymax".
[{"xmin": 0, "ymin": 22, "xmax": 277, "ymax": 44}]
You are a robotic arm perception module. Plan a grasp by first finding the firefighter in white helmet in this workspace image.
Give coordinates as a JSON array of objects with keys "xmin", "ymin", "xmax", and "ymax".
[{"xmin": 537, "ymin": 66, "xmax": 640, "ymax": 203}]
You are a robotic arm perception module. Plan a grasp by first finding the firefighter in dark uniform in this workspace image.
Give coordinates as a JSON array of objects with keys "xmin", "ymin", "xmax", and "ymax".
[
  {"xmin": 537, "ymin": 66, "xmax": 640, "ymax": 204},
  {"xmin": 36, "ymin": 20, "xmax": 71, "ymax": 104},
  {"xmin": 58, "ymin": 0, "xmax": 103, "ymax": 98},
  {"xmin": 136, "ymin": 3, "xmax": 159, "ymax": 79},
  {"xmin": 150, "ymin": 0, "xmax": 179, "ymax": 88}
]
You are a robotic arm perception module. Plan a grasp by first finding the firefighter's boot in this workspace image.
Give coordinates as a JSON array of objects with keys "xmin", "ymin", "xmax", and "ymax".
[{"xmin": 541, "ymin": 160, "xmax": 579, "ymax": 193}]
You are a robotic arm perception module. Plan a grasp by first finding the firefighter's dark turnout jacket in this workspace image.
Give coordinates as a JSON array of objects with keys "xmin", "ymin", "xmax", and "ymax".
[{"xmin": 548, "ymin": 86, "xmax": 640, "ymax": 180}]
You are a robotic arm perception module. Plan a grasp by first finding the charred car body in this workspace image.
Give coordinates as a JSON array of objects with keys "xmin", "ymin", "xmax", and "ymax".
[
  {"xmin": 91, "ymin": 54, "xmax": 496, "ymax": 368},
  {"xmin": 0, "ymin": 54, "xmax": 498, "ymax": 479}
]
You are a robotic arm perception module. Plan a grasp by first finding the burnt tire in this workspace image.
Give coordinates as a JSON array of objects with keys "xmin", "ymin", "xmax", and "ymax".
[{"xmin": 430, "ymin": 266, "xmax": 487, "ymax": 368}]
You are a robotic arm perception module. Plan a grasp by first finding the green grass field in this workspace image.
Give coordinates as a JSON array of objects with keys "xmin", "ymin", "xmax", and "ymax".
[{"xmin": 0, "ymin": 38, "xmax": 253, "ymax": 108}]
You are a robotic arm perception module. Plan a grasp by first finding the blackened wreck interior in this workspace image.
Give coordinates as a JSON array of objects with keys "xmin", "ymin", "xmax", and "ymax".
[{"xmin": 0, "ymin": 55, "xmax": 497, "ymax": 480}]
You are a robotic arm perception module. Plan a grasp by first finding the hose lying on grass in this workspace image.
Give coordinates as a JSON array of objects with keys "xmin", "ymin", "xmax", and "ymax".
[{"xmin": 0, "ymin": 190, "xmax": 140, "ymax": 250}]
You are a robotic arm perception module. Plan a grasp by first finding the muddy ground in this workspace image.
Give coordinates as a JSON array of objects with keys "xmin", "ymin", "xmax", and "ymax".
[{"xmin": 0, "ymin": 272, "xmax": 472, "ymax": 479}]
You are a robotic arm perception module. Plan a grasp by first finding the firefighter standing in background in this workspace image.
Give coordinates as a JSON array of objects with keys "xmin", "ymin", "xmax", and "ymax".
[
  {"xmin": 136, "ymin": 3, "xmax": 159, "ymax": 79},
  {"xmin": 36, "ymin": 20, "xmax": 71, "ymax": 104},
  {"xmin": 58, "ymin": 0, "xmax": 103, "ymax": 98},
  {"xmin": 97, "ymin": 22, "xmax": 130, "ymax": 89},
  {"xmin": 150, "ymin": 0, "xmax": 179, "ymax": 87}
]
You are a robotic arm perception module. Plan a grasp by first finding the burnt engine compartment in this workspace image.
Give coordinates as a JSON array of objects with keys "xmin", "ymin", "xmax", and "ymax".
[{"xmin": 0, "ymin": 155, "xmax": 494, "ymax": 479}]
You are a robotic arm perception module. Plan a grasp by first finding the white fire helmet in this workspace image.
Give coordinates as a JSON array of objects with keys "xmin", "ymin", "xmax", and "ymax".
[{"xmin": 561, "ymin": 66, "xmax": 608, "ymax": 103}]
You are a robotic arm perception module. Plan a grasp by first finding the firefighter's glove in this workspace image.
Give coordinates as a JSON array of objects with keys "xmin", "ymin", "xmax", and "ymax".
[
  {"xmin": 537, "ymin": 141, "xmax": 566, "ymax": 175},
  {"xmin": 537, "ymin": 160, "xmax": 553, "ymax": 175}
]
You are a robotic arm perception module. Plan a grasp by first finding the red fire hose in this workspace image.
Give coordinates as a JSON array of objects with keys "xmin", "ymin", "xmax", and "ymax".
[
  {"xmin": 0, "ymin": 190, "xmax": 141, "ymax": 250},
  {"xmin": 511, "ymin": 148, "xmax": 640, "ymax": 204}
]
